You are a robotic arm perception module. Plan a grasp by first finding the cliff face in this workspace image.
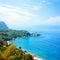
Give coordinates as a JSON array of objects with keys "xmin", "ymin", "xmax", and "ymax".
[{"xmin": 0, "ymin": 21, "xmax": 8, "ymax": 28}]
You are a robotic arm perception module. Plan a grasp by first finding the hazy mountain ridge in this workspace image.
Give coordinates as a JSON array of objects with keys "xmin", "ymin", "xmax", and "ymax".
[{"xmin": 0, "ymin": 21, "xmax": 8, "ymax": 28}]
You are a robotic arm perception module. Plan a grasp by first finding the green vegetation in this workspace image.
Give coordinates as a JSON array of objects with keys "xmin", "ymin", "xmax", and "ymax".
[
  {"xmin": 0, "ymin": 43, "xmax": 34, "ymax": 60},
  {"xmin": 0, "ymin": 28, "xmax": 30, "ymax": 41},
  {"xmin": 0, "ymin": 28, "xmax": 33, "ymax": 60}
]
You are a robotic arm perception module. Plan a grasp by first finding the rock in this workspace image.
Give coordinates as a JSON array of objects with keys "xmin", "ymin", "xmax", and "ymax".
[
  {"xmin": 31, "ymin": 32, "xmax": 40, "ymax": 36},
  {"xmin": 25, "ymin": 32, "xmax": 31, "ymax": 37}
]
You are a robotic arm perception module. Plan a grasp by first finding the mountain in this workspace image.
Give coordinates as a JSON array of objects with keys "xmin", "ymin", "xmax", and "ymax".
[{"xmin": 0, "ymin": 21, "xmax": 8, "ymax": 28}]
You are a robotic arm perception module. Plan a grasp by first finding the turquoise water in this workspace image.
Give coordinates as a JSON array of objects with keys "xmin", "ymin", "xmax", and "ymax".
[{"xmin": 12, "ymin": 31, "xmax": 60, "ymax": 60}]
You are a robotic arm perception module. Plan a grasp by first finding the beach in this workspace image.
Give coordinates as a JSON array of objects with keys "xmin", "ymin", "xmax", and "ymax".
[
  {"xmin": 33, "ymin": 56, "xmax": 43, "ymax": 60},
  {"xmin": 24, "ymin": 51, "xmax": 43, "ymax": 60}
]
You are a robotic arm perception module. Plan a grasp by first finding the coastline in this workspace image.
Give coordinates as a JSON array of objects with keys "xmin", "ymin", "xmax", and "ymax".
[
  {"xmin": 29, "ymin": 52, "xmax": 43, "ymax": 60},
  {"xmin": 8, "ymin": 40, "xmax": 44, "ymax": 60},
  {"xmin": 7, "ymin": 41, "xmax": 44, "ymax": 60},
  {"xmin": 24, "ymin": 51, "xmax": 43, "ymax": 60}
]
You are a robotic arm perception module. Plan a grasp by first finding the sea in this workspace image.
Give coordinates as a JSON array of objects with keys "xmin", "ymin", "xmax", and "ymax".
[{"xmin": 12, "ymin": 30, "xmax": 60, "ymax": 60}]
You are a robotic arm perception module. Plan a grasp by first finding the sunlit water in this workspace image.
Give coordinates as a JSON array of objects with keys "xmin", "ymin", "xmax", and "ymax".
[{"xmin": 12, "ymin": 31, "xmax": 60, "ymax": 60}]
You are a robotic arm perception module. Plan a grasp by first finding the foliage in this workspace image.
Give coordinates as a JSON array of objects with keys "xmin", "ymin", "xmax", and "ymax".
[
  {"xmin": 0, "ymin": 28, "xmax": 33, "ymax": 60},
  {"xmin": 0, "ymin": 28, "xmax": 30, "ymax": 41},
  {"xmin": 0, "ymin": 44, "xmax": 34, "ymax": 60}
]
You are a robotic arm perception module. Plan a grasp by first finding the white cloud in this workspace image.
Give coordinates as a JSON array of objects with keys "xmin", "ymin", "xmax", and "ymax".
[
  {"xmin": 45, "ymin": 16, "xmax": 60, "ymax": 25},
  {"xmin": 28, "ymin": 16, "xmax": 60, "ymax": 26},
  {"xmin": 0, "ymin": 4, "xmax": 36, "ymax": 28},
  {"xmin": 32, "ymin": 5, "xmax": 42, "ymax": 10},
  {"xmin": 23, "ymin": 3, "xmax": 42, "ymax": 11},
  {"xmin": 0, "ymin": 1, "xmax": 60, "ymax": 29}
]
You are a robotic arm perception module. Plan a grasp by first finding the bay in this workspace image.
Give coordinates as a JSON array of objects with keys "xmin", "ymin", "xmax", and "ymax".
[{"xmin": 12, "ymin": 31, "xmax": 60, "ymax": 60}]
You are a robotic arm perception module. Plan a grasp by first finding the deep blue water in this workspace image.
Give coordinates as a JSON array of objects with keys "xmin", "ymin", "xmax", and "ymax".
[{"xmin": 12, "ymin": 31, "xmax": 60, "ymax": 60}]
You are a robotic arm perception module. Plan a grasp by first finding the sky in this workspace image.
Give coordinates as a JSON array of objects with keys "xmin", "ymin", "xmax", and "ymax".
[{"xmin": 0, "ymin": 0, "xmax": 60, "ymax": 30}]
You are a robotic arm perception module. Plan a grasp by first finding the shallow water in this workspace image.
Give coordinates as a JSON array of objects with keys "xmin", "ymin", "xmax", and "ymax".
[{"xmin": 12, "ymin": 31, "xmax": 60, "ymax": 60}]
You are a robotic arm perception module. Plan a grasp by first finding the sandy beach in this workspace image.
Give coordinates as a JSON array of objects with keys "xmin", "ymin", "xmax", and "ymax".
[
  {"xmin": 33, "ymin": 56, "xmax": 43, "ymax": 60},
  {"xmin": 26, "ymin": 52, "xmax": 43, "ymax": 60}
]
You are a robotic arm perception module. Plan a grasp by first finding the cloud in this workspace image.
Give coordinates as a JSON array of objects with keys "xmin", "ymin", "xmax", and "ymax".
[
  {"xmin": 32, "ymin": 5, "xmax": 42, "ymax": 10},
  {"xmin": 45, "ymin": 16, "xmax": 60, "ymax": 25},
  {"xmin": 29, "ymin": 16, "xmax": 60, "ymax": 26},
  {"xmin": 23, "ymin": 3, "xmax": 42, "ymax": 11},
  {"xmin": 0, "ymin": 1, "xmax": 60, "ymax": 29},
  {"xmin": 0, "ymin": 4, "xmax": 36, "ymax": 28}
]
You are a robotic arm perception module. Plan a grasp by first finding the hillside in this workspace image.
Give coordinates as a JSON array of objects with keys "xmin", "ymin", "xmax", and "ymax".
[{"xmin": 0, "ymin": 21, "xmax": 8, "ymax": 28}]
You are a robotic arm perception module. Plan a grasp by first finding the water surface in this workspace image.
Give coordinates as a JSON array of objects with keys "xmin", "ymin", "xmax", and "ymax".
[{"xmin": 12, "ymin": 31, "xmax": 60, "ymax": 60}]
